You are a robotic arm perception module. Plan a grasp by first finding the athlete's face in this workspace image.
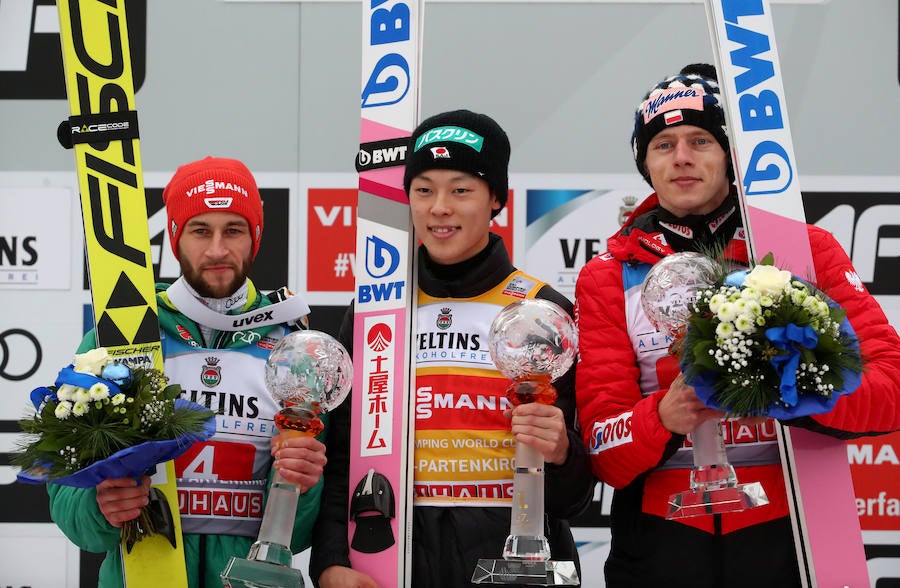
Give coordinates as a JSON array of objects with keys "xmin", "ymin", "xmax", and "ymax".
[
  {"xmin": 409, "ymin": 169, "xmax": 501, "ymax": 265},
  {"xmin": 178, "ymin": 212, "xmax": 253, "ymax": 298},
  {"xmin": 644, "ymin": 124, "xmax": 732, "ymax": 217}
]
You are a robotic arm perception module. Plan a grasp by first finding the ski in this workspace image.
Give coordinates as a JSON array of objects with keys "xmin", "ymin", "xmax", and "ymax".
[
  {"xmin": 704, "ymin": 1, "xmax": 869, "ymax": 585},
  {"xmin": 348, "ymin": 0, "xmax": 423, "ymax": 586},
  {"xmin": 55, "ymin": 1, "xmax": 187, "ymax": 586}
]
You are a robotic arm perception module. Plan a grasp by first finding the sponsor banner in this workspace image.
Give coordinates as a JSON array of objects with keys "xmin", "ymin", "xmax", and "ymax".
[
  {"xmin": 848, "ymin": 431, "xmax": 900, "ymax": 531},
  {"xmin": 524, "ymin": 188, "xmax": 643, "ymax": 301},
  {"xmin": 307, "ymin": 188, "xmax": 358, "ymax": 292},
  {"xmin": 0, "ymin": 187, "xmax": 72, "ymax": 290}
]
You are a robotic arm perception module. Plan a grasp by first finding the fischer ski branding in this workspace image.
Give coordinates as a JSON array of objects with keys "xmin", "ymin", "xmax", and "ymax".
[
  {"xmin": 349, "ymin": 0, "xmax": 423, "ymax": 586},
  {"xmin": 55, "ymin": 1, "xmax": 187, "ymax": 586},
  {"xmin": 704, "ymin": 1, "xmax": 869, "ymax": 585}
]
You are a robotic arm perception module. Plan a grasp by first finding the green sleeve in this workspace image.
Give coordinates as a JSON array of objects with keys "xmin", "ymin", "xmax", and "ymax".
[{"xmin": 48, "ymin": 483, "xmax": 123, "ymax": 553}]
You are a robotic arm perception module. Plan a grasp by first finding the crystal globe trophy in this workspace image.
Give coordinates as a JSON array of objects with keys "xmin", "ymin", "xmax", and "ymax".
[
  {"xmin": 221, "ymin": 330, "xmax": 352, "ymax": 588},
  {"xmin": 471, "ymin": 298, "xmax": 579, "ymax": 586},
  {"xmin": 641, "ymin": 252, "xmax": 768, "ymax": 519}
]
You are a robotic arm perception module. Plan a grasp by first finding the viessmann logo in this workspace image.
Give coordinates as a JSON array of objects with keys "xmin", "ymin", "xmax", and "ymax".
[{"xmin": 0, "ymin": 0, "xmax": 147, "ymax": 100}]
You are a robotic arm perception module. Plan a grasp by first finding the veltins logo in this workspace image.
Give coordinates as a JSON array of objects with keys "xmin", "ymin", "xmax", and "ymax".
[{"xmin": 0, "ymin": 0, "xmax": 147, "ymax": 100}]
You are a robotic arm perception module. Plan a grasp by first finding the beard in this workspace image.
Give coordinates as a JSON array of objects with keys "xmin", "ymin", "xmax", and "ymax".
[{"xmin": 180, "ymin": 255, "xmax": 254, "ymax": 299}]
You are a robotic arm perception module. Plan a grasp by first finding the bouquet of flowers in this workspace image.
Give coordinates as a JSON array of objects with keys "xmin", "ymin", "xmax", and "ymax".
[
  {"xmin": 13, "ymin": 347, "xmax": 215, "ymax": 549},
  {"xmin": 680, "ymin": 255, "xmax": 864, "ymax": 419}
]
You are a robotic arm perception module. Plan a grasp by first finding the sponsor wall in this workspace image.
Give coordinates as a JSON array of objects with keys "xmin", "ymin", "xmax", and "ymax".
[{"xmin": 1, "ymin": 170, "xmax": 899, "ymax": 585}]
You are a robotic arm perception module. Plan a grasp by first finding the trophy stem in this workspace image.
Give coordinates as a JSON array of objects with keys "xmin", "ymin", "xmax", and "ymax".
[
  {"xmin": 504, "ymin": 442, "xmax": 549, "ymax": 560},
  {"xmin": 667, "ymin": 418, "xmax": 769, "ymax": 520},
  {"xmin": 221, "ymin": 412, "xmax": 318, "ymax": 588},
  {"xmin": 248, "ymin": 470, "xmax": 300, "ymax": 565},
  {"xmin": 472, "ymin": 436, "xmax": 579, "ymax": 585}
]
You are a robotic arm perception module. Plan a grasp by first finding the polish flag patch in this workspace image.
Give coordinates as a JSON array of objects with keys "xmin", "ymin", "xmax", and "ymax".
[{"xmin": 664, "ymin": 110, "xmax": 684, "ymax": 126}]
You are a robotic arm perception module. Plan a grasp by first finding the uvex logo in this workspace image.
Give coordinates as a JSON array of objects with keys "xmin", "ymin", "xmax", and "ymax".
[{"xmin": 232, "ymin": 311, "xmax": 274, "ymax": 328}]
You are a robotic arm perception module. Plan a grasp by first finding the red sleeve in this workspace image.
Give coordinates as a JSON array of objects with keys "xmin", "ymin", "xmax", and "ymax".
[
  {"xmin": 574, "ymin": 255, "xmax": 677, "ymax": 489},
  {"xmin": 805, "ymin": 226, "xmax": 900, "ymax": 436}
]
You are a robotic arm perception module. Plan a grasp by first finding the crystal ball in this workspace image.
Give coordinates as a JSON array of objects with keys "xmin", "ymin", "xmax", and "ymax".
[
  {"xmin": 640, "ymin": 252, "xmax": 720, "ymax": 338},
  {"xmin": 488, "ymin": 298, "xmax": 577, "ymax": 383},
  {"xmin": 264, "ymin": 330, "xmax": 353, "ymax": 411}
]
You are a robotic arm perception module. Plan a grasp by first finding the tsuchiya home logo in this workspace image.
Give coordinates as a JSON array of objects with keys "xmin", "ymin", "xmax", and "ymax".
[{"xmin": 0, "ymin": 0, "xmax": 146, "ymax": 99}]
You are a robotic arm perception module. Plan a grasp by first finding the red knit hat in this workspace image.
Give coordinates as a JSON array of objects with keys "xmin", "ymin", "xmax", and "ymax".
[{"xmin": 162, "ymin": 156, "xmax": 264, "ymax": 260}]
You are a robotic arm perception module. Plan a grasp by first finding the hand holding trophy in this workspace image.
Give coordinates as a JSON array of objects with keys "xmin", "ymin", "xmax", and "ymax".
[
  {"xmin": 222, "ymin": 330, "xmax": 352, "ymax": 588},
  {"xmin": 472, "ymin": 298, "xmax": 579, "ymax": 586},
  {"xmin": 641, "ymin": 252, "xmax": 768, "ymax": 519}
]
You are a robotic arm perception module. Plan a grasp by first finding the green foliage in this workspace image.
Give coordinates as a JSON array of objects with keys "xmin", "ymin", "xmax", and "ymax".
[{"xmin": 13, "ymin": 367, "xmax": 213, "ymax": 479}]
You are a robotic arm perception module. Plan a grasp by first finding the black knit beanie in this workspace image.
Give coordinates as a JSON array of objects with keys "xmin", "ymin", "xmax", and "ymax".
[
  {"xmin": 403, "ymin": 109, "xmax": 510, "ymax": 218},
  {"xmin": 631, "ymin": 63, "xmax": 732, "ymax": 186}
]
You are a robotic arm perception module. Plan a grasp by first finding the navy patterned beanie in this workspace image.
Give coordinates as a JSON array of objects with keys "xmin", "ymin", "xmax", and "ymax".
[{"xmin": 631, "ymin": 63, "xmax": 731, "ymax": 186}]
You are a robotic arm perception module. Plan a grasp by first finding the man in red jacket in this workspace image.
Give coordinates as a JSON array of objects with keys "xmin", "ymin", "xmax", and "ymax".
[{"xmin": 574, "ymin": 63, "xmax": 900, "ymax": 587}]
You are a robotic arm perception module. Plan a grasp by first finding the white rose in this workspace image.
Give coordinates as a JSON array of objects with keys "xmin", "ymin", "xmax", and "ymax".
[
  {"xmin": 743, "ymin": 265, "xmax": 792, "ymax": 296},
  {"xmin": 73, "ymin": 348, "xmax": 112, "ymax": 375}
]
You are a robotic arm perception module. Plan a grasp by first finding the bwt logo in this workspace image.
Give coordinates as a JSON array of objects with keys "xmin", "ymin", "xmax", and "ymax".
[
  {"xmin": 721, "ymin": 1, "xmax": 793, "ymax": 196},
  {"xmin": 0, "ymin": 0, "xmax": 146, "ymax": 100},
  {"xmin": 361, "ymin": 0, "xmax": 412, "ymax": 108},
  {"xmin": 358, "ymin": 235, "xmax": 405, "ymax": 303}
]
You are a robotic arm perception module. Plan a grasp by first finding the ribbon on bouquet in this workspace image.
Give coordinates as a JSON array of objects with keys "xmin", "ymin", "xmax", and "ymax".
[{"xmin": 765, "ymin": 323, "xmax": 818, "ymax": 407}]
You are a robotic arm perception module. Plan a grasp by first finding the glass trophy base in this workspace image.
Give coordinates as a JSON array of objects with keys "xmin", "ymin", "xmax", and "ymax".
[
  {"xmin": 471, "ymin": 559, "xmax": 580, "ymax": 585},
  {"xmin": 666, "ymin": 481, "xmax": 769, "ymax": 520},
  {"xmin": 220, "ymin": 556, "xmax": 304, "ymax": 588}
]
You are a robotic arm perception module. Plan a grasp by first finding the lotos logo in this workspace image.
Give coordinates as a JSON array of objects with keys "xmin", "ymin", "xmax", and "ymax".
[
  {"xmin": 589, "ymin": 413, "xmax": 633, "ymax": 453},
  {"xmin": 659, "ymin": 221, "xmax": 693, "ymax": 239}
]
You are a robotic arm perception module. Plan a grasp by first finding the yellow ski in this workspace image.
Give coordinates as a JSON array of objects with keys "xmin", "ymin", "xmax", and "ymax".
[{"xmin": 55, "ymin": 1, "xmax": 187, "ymax": 586}]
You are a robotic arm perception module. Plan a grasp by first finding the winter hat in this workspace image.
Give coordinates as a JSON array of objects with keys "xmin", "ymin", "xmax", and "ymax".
[
  {"xmin": 403, "ymin": 109, "xmax": 511, "ymax": 218},
  {"xmin": 162, "ymin": 156, "xmax": 264, "ymax": 260},
  {"xmin": 631, "ymin": 63, "xmax": 731, "ymax": 186}
]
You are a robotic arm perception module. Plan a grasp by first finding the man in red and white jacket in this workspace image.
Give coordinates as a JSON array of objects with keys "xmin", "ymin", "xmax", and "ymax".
[{"xmin": 575, "ymin": 63, "xmax": 900, "ymax": 587}]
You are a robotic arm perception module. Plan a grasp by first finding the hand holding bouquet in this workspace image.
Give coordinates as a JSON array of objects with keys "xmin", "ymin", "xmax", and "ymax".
[{"xmin": 14, "ymin": 347, "xmax": 215, "ymax": 550}]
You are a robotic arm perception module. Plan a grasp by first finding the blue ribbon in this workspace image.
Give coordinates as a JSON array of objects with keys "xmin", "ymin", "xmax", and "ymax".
[
  {"xmin": 55, "ymin": 365, "xmax": 122, "ymax": 396},
  {"xmin": 766, "ymin": 323, "xmax": 819, "ymax": 407},
  {"xmin": 29, "ymin": 365, "xmax": 124, "ymax": 411}
]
